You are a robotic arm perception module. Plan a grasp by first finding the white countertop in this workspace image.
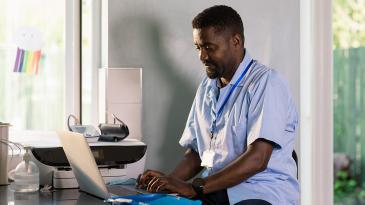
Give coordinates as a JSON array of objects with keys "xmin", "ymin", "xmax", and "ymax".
[{"xmin": 9, "ymin": 130, "xmax": 145, "ymax": 148}]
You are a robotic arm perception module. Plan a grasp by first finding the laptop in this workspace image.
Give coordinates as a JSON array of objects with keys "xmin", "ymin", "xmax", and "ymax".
[{"xmin": 57, "ymin": 131, "xmax": 149, "ymax": 199}]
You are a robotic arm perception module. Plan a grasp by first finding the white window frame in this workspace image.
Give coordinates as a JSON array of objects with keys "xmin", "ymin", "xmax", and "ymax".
[
  {"xmin": 300, "ymin": 0, "xmax": 333, "ymax": 204},
  {"xmin": 81, "ymin": 0, "xmax": 101, "ymax": 126},
  {"xmin": 65, "ymin": 0, "xmax": 81, "ymax": 127}
]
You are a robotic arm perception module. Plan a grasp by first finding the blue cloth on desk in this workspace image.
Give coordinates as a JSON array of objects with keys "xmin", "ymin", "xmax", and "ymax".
[{"xmin": 107, "ymin": 194, "xmax": 202, "ymax": 205}]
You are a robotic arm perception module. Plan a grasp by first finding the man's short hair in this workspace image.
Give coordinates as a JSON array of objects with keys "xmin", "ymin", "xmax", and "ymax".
[{"xmin": 192, "ymin": 5, "xmax": 244, "ymax": 43}]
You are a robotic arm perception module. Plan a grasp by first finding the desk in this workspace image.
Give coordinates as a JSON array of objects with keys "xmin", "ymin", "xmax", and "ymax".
[{"xmin": 0, "ymin": 185, "xmax": 106, "ymax": 205}]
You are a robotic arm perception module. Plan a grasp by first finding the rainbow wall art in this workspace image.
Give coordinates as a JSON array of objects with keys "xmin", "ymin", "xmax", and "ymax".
[
  {"xmin": 13, "ymin": 48, "xmax": 42, "ymax": 74},
  {"xmin": 13, "ymin": 27, "xmax": 44, "ymax": 75}
]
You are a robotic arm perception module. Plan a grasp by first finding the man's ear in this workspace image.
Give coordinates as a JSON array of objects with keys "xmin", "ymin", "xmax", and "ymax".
[{"xmin": 232, "ymin": 33, "xmax": 242, "ymax": 48}]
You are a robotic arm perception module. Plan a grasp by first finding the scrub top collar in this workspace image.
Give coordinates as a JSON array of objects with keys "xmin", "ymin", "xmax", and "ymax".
[{"xmin": 227, "ymin": 50, "xmax": 254, "ymax": 87}]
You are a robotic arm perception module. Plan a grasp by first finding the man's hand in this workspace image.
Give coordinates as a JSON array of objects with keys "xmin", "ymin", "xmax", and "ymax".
[
  {"xmin": 136, "ymin": 170, "xmax": 165, "ymax": 189},
  {"xmin": 146, "ymin": 175, "xmax": 196, "ymax": 198}
]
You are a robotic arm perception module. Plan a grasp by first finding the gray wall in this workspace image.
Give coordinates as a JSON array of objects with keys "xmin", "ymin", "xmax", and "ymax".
[{"xmin": 104, "ymin": 0, "xmax": 300, "ymax": 173}]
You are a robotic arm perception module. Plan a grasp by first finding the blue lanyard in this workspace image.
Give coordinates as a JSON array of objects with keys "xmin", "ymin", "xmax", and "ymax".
[{"xmin": 210, "ymin": 59, "xmax": 254, "ymax": 137}]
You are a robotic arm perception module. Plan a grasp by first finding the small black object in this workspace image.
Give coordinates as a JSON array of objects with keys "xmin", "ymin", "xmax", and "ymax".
[
  {"xmin": 98, "ymin": 114, "xmax": 129, "ymax": 142},
  {"xmin": 192, "ymin": 178, "xmax": 205, "ymax": 199},
  {"xmin": 98, "ymin": 135, "xmax": 122, "ymax": 142}
]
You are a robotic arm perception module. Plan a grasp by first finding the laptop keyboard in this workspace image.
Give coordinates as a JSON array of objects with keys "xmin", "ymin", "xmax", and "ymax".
[{"xmin": 107, "ymin": 185, "xmax": 148, "ymax": 196}]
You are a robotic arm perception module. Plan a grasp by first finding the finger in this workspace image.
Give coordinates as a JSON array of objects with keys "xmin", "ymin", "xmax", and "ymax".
[
  {"xmin": 138, "ymin": 170, "xmax": 152, "ymax": 185},
  {"xmin": 148, "ymin": 177, "xmax": 168, "ymax": 193},
  {"xmin": 138, "ymin": 170, "xmax": 157, "ymax": 188},
  {"xmin": 156, "ymin": 181, "xmax": 167, "ymax": 193},
  {"xmin": 138, "ymin": 175, "xmax": 153, "ymax": 189},
  {"xmin": 136, "ymin": 174, "xmax": 142, "ymax": 188},
  {"xmin": 147, "ymin": 177, "xmax": 160, "ymax": 192}
]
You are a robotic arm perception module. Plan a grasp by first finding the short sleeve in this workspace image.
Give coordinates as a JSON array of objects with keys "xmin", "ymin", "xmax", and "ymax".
[
  {"xmin": 179, "ymin": 98, "xmax": 199, "ymax": 153},
  {"xmin": 246, "ymin": 70, "xmax": 297, "ymax": 148}
]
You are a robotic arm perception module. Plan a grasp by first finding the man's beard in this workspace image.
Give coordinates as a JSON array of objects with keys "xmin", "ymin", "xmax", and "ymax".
[
  {"xmin": 204, "ymin": 61, "xmax": 220, "ymax": 79},
  {"xmin": 205, "ymin": 67, "xmax": 219, "ymax": 79}
]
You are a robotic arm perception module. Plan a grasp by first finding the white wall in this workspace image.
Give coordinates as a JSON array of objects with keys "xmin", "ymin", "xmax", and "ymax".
[{"xmin": 103, "ymin": 0, "xmax": 300, "ymax": 173}]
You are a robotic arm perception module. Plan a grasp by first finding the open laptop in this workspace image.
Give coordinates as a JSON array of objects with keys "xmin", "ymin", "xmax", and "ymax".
[{"xmin": 57, "ymin": 131, "xmax": 149, "ymax": 199}]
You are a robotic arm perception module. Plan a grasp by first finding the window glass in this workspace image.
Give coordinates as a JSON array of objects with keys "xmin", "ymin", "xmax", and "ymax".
[
  {"xmin": 333, "ymin": 0, "xmax": 365, "ymax": 204},
  {"xmin": 0, "ymin": 0, "xmax": 65, "ymax": 131},
  {"xmin": 81, "ymin": 0, "xmax": 99, "ymax": 126},
  {"xmin": 81, "ymin": 0, "xmax": 92, "ymax": 124}
]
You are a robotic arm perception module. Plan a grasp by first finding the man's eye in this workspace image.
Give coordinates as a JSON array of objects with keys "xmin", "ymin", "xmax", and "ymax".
[
  {"xmin": 205, "ymin": 45, "xmax": 213, "ymax": 50},
  {"xmin": 195, "ymin": 46, "xmax": 200, "ymax": 50}
]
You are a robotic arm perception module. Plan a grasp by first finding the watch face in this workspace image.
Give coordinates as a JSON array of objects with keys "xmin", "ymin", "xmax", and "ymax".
[{"xmin": 193, "ymin": 178, "xmax": 205, "ymax": 187}]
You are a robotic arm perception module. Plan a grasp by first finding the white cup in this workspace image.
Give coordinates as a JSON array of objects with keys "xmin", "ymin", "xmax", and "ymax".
[{"xmin": 0, "ymin": 123, "xmax": 11, "ymax": 185}]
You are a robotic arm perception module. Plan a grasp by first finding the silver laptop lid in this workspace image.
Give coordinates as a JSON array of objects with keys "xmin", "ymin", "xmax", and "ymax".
[{"xmin": 57, "ymin": 131, "xmax": 110, "ymax": 199}]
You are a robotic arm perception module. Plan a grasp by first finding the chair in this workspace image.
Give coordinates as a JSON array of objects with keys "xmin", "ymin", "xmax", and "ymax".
[{"xmin": 292, "ymin": 150, "xmax": 298, "ymax": 179}]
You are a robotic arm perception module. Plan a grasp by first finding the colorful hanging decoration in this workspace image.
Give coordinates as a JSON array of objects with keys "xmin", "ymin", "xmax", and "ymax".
[
  {"xmin": 13, "ymin": 27, "xmax": 44, "ymax": 75},
  {"xmin": 13, "ymin": 48, "xmax": 42, "ymax": 74}
]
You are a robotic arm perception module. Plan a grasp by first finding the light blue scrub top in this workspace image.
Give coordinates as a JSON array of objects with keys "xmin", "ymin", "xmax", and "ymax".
[{"xmin": 179, "ymin": 51, "xmax": 299, "ymax": 205}]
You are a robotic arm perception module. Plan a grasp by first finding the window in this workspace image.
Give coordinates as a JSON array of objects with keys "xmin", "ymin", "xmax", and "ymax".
[
  {"xmin": 0, "ymin": 0, "xmax": 79, "ymax": 136},
  {"xmin": 333, "ymin": 0, "xmax": 365, "ymax": 204},
  {"xmin": 81, "ymin": 0, "xmax": 100, "ymax": 126}
]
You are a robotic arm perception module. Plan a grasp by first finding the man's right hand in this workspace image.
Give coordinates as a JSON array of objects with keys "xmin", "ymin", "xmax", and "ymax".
[{"xmin": 136, "ymin": 170, "xmax": 165, "ymax": 189}]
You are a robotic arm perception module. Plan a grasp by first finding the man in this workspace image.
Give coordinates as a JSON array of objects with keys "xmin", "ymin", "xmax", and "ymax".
[{"xmin": 137, "ymin": 5, "xmax": 299, "ymax": 205}]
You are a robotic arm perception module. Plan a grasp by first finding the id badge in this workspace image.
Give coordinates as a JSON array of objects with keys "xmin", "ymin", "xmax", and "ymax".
[{"xmin": 201, "ymin": 150, "xmax": 215, "ymax": 168}]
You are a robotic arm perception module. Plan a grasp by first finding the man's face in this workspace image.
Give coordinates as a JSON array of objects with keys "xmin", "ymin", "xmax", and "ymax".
[{"xmin": 193, "ymin": 27, "xmax": 237, "ymax": 79}]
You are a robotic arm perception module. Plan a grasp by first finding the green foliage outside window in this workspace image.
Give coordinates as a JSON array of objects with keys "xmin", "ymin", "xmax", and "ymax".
[
  {"xmin": 333, "ymin": 0, "xmax": 365, "ymax": 204},
  {"xmin": 334, "ymin": 171, "xmax": 365, "ymax": 204},
  {"xmin": 333, "ymin": 0, "xmax": 365, "ymax": 49}
]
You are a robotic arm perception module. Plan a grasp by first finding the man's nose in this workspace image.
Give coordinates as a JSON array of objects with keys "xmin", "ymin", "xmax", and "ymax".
[{"xmin": 199, "ymin": 49, "xmax": 208, "ymax": 62}]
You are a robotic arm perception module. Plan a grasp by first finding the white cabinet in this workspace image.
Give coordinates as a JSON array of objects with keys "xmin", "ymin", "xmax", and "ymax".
[{"xmin": 98, "ymin": 68, "xmax": 142, "ymax": 140}]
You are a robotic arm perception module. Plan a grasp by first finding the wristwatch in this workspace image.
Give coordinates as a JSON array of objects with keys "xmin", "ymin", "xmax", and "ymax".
[{"xmin": 192, "ymin": 178, "xmax": 205, "ymax": 199}]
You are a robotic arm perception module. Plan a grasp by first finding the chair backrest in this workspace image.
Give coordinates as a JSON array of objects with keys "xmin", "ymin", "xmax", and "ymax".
[{"xmin": 292, "ymin": 150, "xmax": 298, "ymax": 179}]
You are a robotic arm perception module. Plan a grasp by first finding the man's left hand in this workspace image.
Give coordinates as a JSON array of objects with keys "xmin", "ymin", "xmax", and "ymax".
[{"xmin": 147, "ymin": 175, "xmax": 196, "ymax": 198}]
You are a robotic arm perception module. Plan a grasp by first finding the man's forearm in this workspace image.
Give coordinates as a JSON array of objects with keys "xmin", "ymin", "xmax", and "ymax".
[
  {"xmin": 203, "ymin": 139, "xmax": 273, "ymax": 193},
  {"xmin": 168, "ymin": 148, "xmax": 203, "ymax": 181}
]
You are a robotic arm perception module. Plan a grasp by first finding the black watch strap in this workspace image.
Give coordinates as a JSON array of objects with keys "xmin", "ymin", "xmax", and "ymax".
[{"xmin": 192, "ymin": 178, "xmax": 205, "ymax": 198}]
